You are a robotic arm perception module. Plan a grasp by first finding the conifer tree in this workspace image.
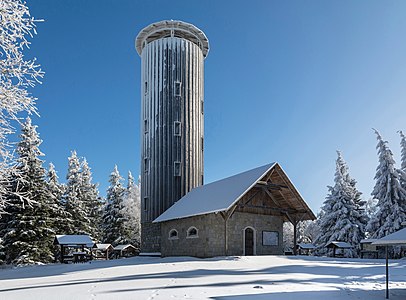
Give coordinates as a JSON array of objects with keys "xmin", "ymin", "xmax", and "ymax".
[
  {"xmin": 80, "ymin": 158, "xmax": 102, "ymax": 240},
  {"xmin": 102, "ymin": 166, "xmax": 129, "ymax": 245},
  {"xmin": 315, "ymin": 151, "xmax": 368, "ymax": 257},
  {"xmin": 63, "ymin": 151, "xmax": 91, "ymax": 235},
  {"xmin": 367, "ymin": 130, "xmax": 406, "ymax": 238},
  {"xmin": 122, "ymin": 171, "xmax": 141, "ymax": 246},
  {"xmin": 0, "ymin": 118, "xmax": 54, "ymax": 265},
  {"xmin": 47, "ymin": 163, "xmax": 71, "ymax": 235}
]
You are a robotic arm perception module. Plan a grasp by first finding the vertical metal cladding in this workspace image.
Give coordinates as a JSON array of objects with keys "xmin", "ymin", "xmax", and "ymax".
[{"xmin": 136, "ymin": 21, "xmax": 209, "ymax": 252}]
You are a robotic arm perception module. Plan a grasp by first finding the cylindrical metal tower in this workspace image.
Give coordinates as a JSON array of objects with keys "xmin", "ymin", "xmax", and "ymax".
[{"xmin": 136, "ymin": 20, "xmax": 209, "ymax": 252}]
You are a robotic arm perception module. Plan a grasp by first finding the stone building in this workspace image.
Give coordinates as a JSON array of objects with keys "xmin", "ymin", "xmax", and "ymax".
[{"xmin": 154, "ymin": 162, "xmax": 315, "ymax": 257}]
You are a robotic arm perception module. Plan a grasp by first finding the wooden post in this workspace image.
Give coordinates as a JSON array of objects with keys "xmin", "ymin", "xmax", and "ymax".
[{"xmin": 386, "ymin": 246, "xmax": 389, "ymax": 299}]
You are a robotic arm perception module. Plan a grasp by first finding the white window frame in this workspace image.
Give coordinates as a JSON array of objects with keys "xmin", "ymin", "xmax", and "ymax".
[
  {"xmin": 174, "ymin": 81, "xmax": 181, "ymax": 97},
  {"xmin": 168, "ymin": 229, "xmax": 179, "ymax": 240},
  {"xmin": 186, "ymin": 226, "xmax": 199, "ymax": 239},
  {"xmin": 174, "ymin": 161, "xmax": 181, "ymax": 177}
]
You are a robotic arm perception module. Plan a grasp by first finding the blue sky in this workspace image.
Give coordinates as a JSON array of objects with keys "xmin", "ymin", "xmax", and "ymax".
[{"xmin": 24, "ymin": 0, "xmax": 406, "ymax": 213}]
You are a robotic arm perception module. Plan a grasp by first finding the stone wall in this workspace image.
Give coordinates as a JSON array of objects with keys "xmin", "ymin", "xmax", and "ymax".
[
  {"xmin": 160, "ymin": 211, "xmax": 283, "ymax": 257},
  {"xmin": 141, "ymin": 222, "xmax": 161, "ymax": 253}
]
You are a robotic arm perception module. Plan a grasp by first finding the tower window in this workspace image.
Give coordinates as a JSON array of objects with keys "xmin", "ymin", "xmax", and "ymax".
[
  {"xmin": 143, "ymin": 197, "xmax": 149, "ymax": 211},
  {"xmin": 144, "ymin": 81, "xmax": 148, "ymax": 94},
  {"xmin": 201, "ymin": 100, "xmax": 204, "ymax": 114},
  {"xmin": 144, "ymin": 119, "xmax": 148, "ymax": 133},
  {"xmin": 174, "ymin": 161, "xmax": 181, "ymax": 176},
  {"xmin": 144, "ymin": 158, "xmax": 149, "ymax": 172},
  {"xmin": 174, "ymin": 121, "xmax": 181, "ymax": 136},
  {"xmin": 201, "ymin": 137, "xmax": 204, "ymax": 150},
  {"xmin": 174, "ymin": 81, "xmax": 181, "ymax": 97}
]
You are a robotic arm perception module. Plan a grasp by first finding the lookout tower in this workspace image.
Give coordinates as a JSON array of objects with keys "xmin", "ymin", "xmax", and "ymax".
[{"xmin": 136, "ymin": 20, "xmax": 209, "ymax": 253}]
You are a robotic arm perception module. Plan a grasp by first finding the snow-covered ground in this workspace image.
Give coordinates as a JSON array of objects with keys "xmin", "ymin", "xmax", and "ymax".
[{"xmin": 0, "ymin": 255, "xmax": 405, "ymax": 300}]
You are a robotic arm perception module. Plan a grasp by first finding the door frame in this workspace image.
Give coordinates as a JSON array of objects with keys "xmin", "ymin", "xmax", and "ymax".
[{"xmin": 242, "ymin": 226, "xmax": 256, "ymax": 256}]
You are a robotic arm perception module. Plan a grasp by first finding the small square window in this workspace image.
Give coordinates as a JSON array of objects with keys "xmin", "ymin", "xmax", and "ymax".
[
  {"xmin": 174, "ymin": 161, "xmax": 181, "ymax": 176},
  {"xmin": 174, "ymin": 121, "xmax": 181, "ymax": 136},
  {"xmin": 174, "ymin": 81, "xmax": 181, "ymax": 97}
]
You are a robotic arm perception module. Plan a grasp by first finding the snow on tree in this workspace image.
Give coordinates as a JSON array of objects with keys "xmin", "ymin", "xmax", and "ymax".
[
  {"xmin": 399, "ymin": 131, "xmax": 406, "ymax": 172},
  {"xmin": 283, "ymin": 222, "xmax": 293, "ymax": 250},
  {"xmin": 314, "ymin": 151, "xmax": 368, "ymax": 257},
  {"xmin": 367, "ymin": 130, "xmax": 406, "ymax": 239},
  {"xmin": 63, "ymin": 151, "xmax": 91, "ymax": 235},
  {"xmin": 297, "ymin": 220, "xmax": 319, "ymax": 244},
  {"xmin": 79, "ymin": 158, "xmax": 102, "ymax": 240},
  {"xmin": 122, "ymin": 171, "xmax": 141, "ymax": 246},
  {"xmin": 365, "ymin": 197, "xmax": 378, "ymax": 220},
  {"xmin": 0, "ymin": 118, "xmax": 54, "ymax": 265},
  {"xmin": 0, "ymin": 0, "xmax": 44, "ymax": 213},
  {"xmin": 46, "ymin": 163, "xmax": 71, "ymax": 235},
  {"xmin": 102, "ymin": 165, "xmax": 129, "ymax": 245}
]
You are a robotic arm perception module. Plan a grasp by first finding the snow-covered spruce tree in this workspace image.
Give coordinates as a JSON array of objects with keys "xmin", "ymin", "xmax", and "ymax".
[
  {"xmin": 122, "ymin": 172, "xmax": 141, "ymax": 246},
  {"xmin": 47, "ymin": 163, "xmax": 71, "ymax": 235},
  {"xmin": 0, "ymin": 118, "xmax": 54, "ymax": 265},
  {"xmin": 367, "ymin": 130, "xmax": 406, "ymax": 238},
  {"xmin": 102, "ymin": 166, "xmax": 129, "ymax": 245},
  {"xmin": 0, "ymin": 0, "xmax": 44, "ymax": 214},
  {"xmin": 297, "ymin": 220, "xmax": 319, "ymax": 244},
  {"xmin": 398, "ymin": 131, "xmax": 406, "ymax": 197},
  {"xmin": 79, "ymin": 158, "xmax": 102, "ymax": 241},
  {"xmin": 314, "ymin": 151, "xmax": 368, "ymax": 257},
  {"xmin": 63, "ymin": 151, "xmax": 91, "ymax": 235}
]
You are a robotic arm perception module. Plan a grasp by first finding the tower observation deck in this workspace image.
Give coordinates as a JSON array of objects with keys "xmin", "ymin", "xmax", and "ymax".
[{"xmin": 136, "ymin": 20, "xmax": 209, "ymax": 252}]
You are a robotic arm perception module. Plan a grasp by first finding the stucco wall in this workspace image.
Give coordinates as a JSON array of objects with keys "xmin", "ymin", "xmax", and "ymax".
[{"xmin": 160, "ymin": 211, "xmax": 283, "ymax": 257}]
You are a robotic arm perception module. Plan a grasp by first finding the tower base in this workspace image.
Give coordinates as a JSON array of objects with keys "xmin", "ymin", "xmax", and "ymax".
[{"xmin": 141, "ymin": 222, "xmax": 161, "ymax": 253}]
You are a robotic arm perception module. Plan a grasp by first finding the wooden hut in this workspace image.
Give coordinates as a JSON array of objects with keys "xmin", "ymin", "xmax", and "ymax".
[
  {"xmin": 113, "ymin": 244, "xmax": 139, "ymax": 258},
  {"xmin": 326, "ymin": 241, "xmax": 352, "ymax": 258},
  {"xmin": 297, "ymin": 243, "xmax": 316, "ymax": 255},
  {"xmin": 54, "ymin": 235, "xmax": 94, "ymax": 263},
  {"xmin": 360, "ymin": 239, "xmax": 380, "ymax": 259},
  {"xmin": 93, "ymin": 244, "xmax": 114, "ymax": 260}
]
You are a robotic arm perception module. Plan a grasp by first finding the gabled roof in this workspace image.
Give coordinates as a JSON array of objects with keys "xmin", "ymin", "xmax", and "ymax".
[
  {"xmin": 54, "ymin": 235, "xmax": 94, "ymax": 247},
  {"xmin": 154, "ymin": 162, "xmax": 315, "ymax": 223},
  {"xmin": 372, "ymin": 228, "xmax": 406, "ymax": 245},
  {"xmin": 298, "ymin": 243, "xmax": 316, "ymax": 249},
  {"xmin": 95, "ymin": 243, "xmax": 113, "ymax": 250},
  {"xmin": 114, "ymin": 244, "xmax": 137, "ymax": 251},
  {"xmin": 154, "ymin": 163, "xmax": 275, "ymax": 223},
  {"xmin": 360, "ymin": 239, "xmax": 378, "ymax": 244},
  {"xmin": 326, "ymin": 241, "xmax": 352, "ymax": 249}
]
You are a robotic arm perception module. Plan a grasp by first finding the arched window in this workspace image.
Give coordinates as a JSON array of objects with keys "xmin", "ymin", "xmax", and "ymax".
[
  {"xmin": 187, "ymin": 226, "xmax": 199, "ymax": 238},
  {"xmin": 168, "ymin": 229, "xmax": 178, "ymax": 240}
]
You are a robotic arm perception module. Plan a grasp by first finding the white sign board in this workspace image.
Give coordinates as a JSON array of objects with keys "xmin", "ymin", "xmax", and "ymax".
[{"xmin": 263, "ymin": 231, "xmax": 278, "ymax": 246}]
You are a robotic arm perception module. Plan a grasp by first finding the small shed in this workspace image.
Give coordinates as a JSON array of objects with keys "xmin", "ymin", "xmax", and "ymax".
[
  {"xmin": 54, "ymin": 235, "xmax": 94, "ymax": 263},
  {"xmin": 93, "ymin": 244, "xmax": 114, "ymax": 260},
  {"xmin": 297, "ymin": 243, "xmax": 316, "ymax": 255},
  {"xmin": 113, "ymin": 244, "xmax": 139, "ymax": 258},
  {"xmin": 373, "ymin": 228, "xmax": 406, "ymax": 299},
  {"xmin": 326, "ymin": 241, "xmax": 352, "ymax": 258},
  {"xmin": 360, "ymin": 239, "xmax": 380, "ymax": 259}
]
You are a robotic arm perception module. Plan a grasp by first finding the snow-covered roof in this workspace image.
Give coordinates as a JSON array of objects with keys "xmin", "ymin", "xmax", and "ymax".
[
  {"xmin": 95, "ymin": 244, "xmax": 113, "ymax": 250},
  {"xmin": 114, "ymin": 244, "xmax": 137, "ymax": 251},
  {"xmin": 54, "ymin": 235, "xmax": 94, "ymax": 247},
  {"xmin": 154, "ymin": 163, "xmax": 276, "ymax": 223},
  {"xmin": 136, "ymin": 20, "xmax": 209, "ymax": 58},
  {"xmin": 360, "ymin": 239, "xmax": 378, "ymax": 244},
  {"xmin": 298, "ymin": 243, "xmax": 316, "ymax": 249},
  {"xmin": 372, "ymin": 228, "xmax": 406, "ymax": 245},
  {"xmin": 326, "ymin": 241, "xmax": 352, "ymax": 248},
  {"xmin": 154, "ymin": 162, "xmax": 316, "ymax": 223}
]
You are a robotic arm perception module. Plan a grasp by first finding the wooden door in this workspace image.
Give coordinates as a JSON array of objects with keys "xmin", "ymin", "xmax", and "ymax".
[{"xmin": 245, "ymin": 228, "xmax": 254, "ymax": 256}]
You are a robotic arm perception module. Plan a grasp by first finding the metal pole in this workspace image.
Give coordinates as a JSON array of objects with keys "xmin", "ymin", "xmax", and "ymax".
[{"xmin": 386, "ymin": 246, "xmax": 389, "ymax": 299}]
